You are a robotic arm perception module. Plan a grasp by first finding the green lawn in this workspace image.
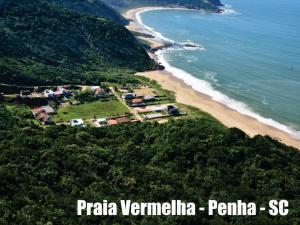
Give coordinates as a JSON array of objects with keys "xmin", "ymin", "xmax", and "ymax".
[{"xmin": 53, "ymin": 100, "xmax": 129, "ymax": 122}]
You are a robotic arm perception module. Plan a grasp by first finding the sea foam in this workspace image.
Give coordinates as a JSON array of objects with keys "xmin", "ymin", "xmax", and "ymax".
[
  {"xmin": 136, "ymin": 8, "xmax": 175, "ymax": 44},
  {"xmin": 136, "ymin": 8, "xmax": 300, "ymax": 140},
  {"xmin": 220, "ymin": 4, "xmax": 240, "ymax": 15}
]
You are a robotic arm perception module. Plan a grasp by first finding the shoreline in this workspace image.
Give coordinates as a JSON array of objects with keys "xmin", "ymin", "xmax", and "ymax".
[
  {"xmin": 123, "ymin": 7, "xmax": 176, "ymax": 49},
  {"xmin": 123, "ymin": 7, "xmax": 300, "ymax": 150}
]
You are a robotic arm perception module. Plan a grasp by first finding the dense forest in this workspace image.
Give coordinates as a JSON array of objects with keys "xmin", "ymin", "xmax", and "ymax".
[
  {"xmin": 0, "ymin": 0, "xmax": 155, "ymax": 85},
  {"xmin": 49, "ymin": 0, "xmax": 128, "ymax": 25},
  {"xmin": 0, "ymin": 104, "xmax": 299, "ymax": 225},
  {"xmin": 103, "ymin": 0, "xmax": 223, "ymax": 11}
]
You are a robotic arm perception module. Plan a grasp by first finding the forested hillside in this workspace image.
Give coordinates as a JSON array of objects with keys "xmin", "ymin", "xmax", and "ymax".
[
  {"xmin": 102, "ymin": 0, "xmax": 223, "ymax": 11},
  {"xmin": 50, "ymin": 0, "xmax": 128, "ymax": 25},
  {"xmin": 0, "ymin": 0, "xmax": 155, "ymax": 85},
  {"xmin": 0, "ymin": 104, "xmax": 299, "ymax": 225}
]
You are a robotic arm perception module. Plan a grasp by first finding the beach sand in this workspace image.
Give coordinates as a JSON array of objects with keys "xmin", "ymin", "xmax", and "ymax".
[
  {"xmin": 123, "ymin": 8, "xmax": 300, "ymax": 150},
  {"xmin": 124, "ymin": 7, "xmax": 174, "ymax": 49}
]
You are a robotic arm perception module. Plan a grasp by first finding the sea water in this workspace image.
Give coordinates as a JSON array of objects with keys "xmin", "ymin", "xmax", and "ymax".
[{"xmin": 138, "ymin": 0, "xmax": 300, "ymax": 138}]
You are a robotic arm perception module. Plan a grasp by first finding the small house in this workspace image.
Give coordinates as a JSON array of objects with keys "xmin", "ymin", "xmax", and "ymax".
[
  {"xmin": 37, "ymin": 113, "xmax": 52, "ymax": 125},
  {"xmin": 20, "ymin": 90, "xmax": 31, "ymax": 98},
  {"xmin": 94, "ymin": 88, "xmax": 106, "ymax": 96},
  {"xmin": 31, "ymin": 107, "xmax": 45, "ymax": 116},
  {"xmin": 122, "ymin": 93, "xmax": 136, "ymax": 101},
  {"xmin": 92, "ymin": 118, "xmax": 108, "ymax": 127},
  {"xmin": 131, "ymin": 98, "xmax": 144, "ymax": 104},
  {"xmin": 130, "ymin": 98, "xmax": 146, "ymax": 107},
  {"xmin": 91, "ymin": 86, "xmax": 100, "ymax": 91},
  {"xmin": 153, "ymin": 105, "xmax": 167, "ymax": 112},
  {"xmin": 143, "ymin": 95, "xmax": 156, "ymax": 102},
  {"xmin": 143, "ymin": 113, "xmax": 164, "ymax": 120},
  {"xmin": 167, "ymin": 105, "xmax": 180, "ymax": 116},
  {"xmin": 43, "ymin": 89, "xmax": 55, "ymax": 98},
  {"xmin": 54, "ymin": 91, "xmax": 63, "ymax": 98},
  {"xmin": 54, "ymin": 86, "xmax": 66, "ymax": 98},
  {"xmin": 97, "ymin": 118, "xmax": 108, "ymax": 126},
  {"xmin": 30, "ymin": 92, "xmax": 44, "ymax": 98},
  {"xmin": 70, "ymin": 119, "xmax": 85, "ymax": 127},
  {"xmin": 42, "ymin": 105, "xmax": 55, "ymax": 115}
]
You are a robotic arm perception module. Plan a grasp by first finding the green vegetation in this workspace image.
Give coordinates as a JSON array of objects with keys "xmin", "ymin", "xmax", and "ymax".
[
  {"xmin": 50, "ymin": 0, "xmax": 128, "ymax": 25},
  {"xmin": 103, "ymin": 0, "xmax": 223, "ymax": 11},
  {"xmin": 136, "ymin": 75, "xmax": 176, "ymax": 101},
  {"xmin": 176, "ymin": 103, "xmax": 215, "ymax": 119},
  {"xmin": 0, "ymin": 104, "xmax": 300, "ymax": 225},
  {"xmin": 0, "ymin": 0, "xmax": 155, "ymax": 86},
  {"xmin": 0, "ymin": 104, "xmax": 35, "ymax": 129},
  {"xmin": 54, "ymin": 100, "xmax": 129, "ymax": 122}
]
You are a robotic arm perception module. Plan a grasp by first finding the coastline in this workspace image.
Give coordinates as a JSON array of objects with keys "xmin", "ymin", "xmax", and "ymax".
[{"xmin": 123, "ymin": 7, "xmax": 300, "ymax": 150}]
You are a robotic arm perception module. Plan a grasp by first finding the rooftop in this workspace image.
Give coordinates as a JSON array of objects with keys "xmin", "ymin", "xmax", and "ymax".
[{"xmin": 71, "ymin": 119, "xmax": 85, "ymax": 127}]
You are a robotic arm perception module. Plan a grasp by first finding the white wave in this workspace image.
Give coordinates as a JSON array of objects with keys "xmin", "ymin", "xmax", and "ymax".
[
  {"xmin": 136, "ymin": 8, "xmax": 300, "ymax": 140},
  {"xmin": 186, "ymin": 55, "xmax": 199, "ymax": 63},
  {"xmin": 136, "ymin": 9, "xmax": 206, "ymax": 51},
  {"xmin": 204, "ymin": 71, "xmax": 218, "ymax": 83},
  {"xmin": 180, "ymin": 41, "xmax": 206, "ymax": 51},
  {"xmin": 156, "ymin": 49, "xmax": 300, "ymax": 139},
  {"xmin": 219, "ymin": 4, "xmax": 239, "ymax": 15},
  {"xmin": 136, "ymin": 9, "xmax": 175, "ymax": 44}
]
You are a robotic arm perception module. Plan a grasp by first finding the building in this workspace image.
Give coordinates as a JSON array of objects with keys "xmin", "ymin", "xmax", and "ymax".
[
  {"xmin": 20, "ymin": 90, "xmax": 31, "ymax": 98},
  {"xmin": 94, "ymin": 88, "xmax": 106, "ymax": 96},
  {"xmin": 143, "ymin": 95, "xmax": 156, "ymax": 101},
  {"xmin": 54, "ymin": 86, "xmax": 71, "ymax": 98},
  {"xmin": 54, "ymin": 90, "xmax": 63, "ymax": 98},
  {"xmin": 129, "ymin": 98, "xmax": 146, "ymax": 107},
  {"xmin": 91, "ymin": 86, "xmax": 100, "ymax": 91},
  {"xmin": 43, "ymin": 89, "xmax": 55, "ymax": 98},
  {"xmin": 92, "ymin": 118, "xmax": 108, "ymax": 127},
  {"xmin": 122, "ymin": 93, "xmax": 136, "ymax": 101},
  {"xmin": 143, "ymin": 113, "xmax": 164, "ymax": 120},
  {"xmin": 37, "ymin": 113, "xmax": 52, "ymax": 125},
  {"xmin": 31, "ymin": 106, "xmax": 55, "ymax": 115},
  {"xmin": 70, "ymin": 119, "xmax": 85, "ymax": 127},
  {"xmin": 167, "ymin": 105, "xmax": 180, "ymax": 116},
  {"xmin": 131, "ymin": 98, "xmax": 144, "ymax": 104},
  {"xmin": 153, "ymin": 106, "xmax": 167, "ymax": 112},
  {"xmin": 30, "ymin": 92, "xmax": 44, "ymax": 98},
  {"xmin": 31, "ymin": 107, "xmax": 45, "ymax": 116},
  {"xmin": 42, "ymin": 105, "xmax": 55, "ymax": 115}
]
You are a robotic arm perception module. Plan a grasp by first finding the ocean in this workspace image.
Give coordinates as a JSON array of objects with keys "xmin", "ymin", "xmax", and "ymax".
[{"xmin": 138, "ymin": 0, "xmax": 300, "ymax": 138}]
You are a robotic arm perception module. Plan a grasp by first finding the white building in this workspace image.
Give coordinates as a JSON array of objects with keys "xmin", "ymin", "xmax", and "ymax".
[
  {"xmin": 43, "ymin": 89, "xmax": 55, "ymax": 98},
  {"xmin": 70, "ymin": 119, "xmax": 85, "ymax": 127}
]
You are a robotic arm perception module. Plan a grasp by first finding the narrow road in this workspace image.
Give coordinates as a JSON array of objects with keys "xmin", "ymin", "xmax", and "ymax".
[{"xmin": 109, "ymin": 87, "xmax": 143, "ymax": 121}]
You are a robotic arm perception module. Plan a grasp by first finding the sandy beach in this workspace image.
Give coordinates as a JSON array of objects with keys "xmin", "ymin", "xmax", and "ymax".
[
  {"xmin": 123, "ymin": 7, "xmax": 300, "ymax": 150},
  {"xmin": 124, "ymin": 7, "xmax": 180, "ymax": 49}
]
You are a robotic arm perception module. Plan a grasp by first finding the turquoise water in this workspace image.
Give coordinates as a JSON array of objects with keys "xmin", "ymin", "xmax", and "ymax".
[{"xmin": 139, "ymin": 0, "xmax": 300, "ymax": 137}]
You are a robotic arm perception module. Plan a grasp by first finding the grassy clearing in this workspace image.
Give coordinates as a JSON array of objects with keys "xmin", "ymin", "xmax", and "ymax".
[
  {"xmin": 135, "ymin": 76, "xmax": 176, "ymax": 101},
  {"xmin": 53, "ymin": 100, "xmax": 129, "ymax": 122},
  {"xmin": 175, "ymin": 103, "xmax": 225, "ymax": 127}
]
